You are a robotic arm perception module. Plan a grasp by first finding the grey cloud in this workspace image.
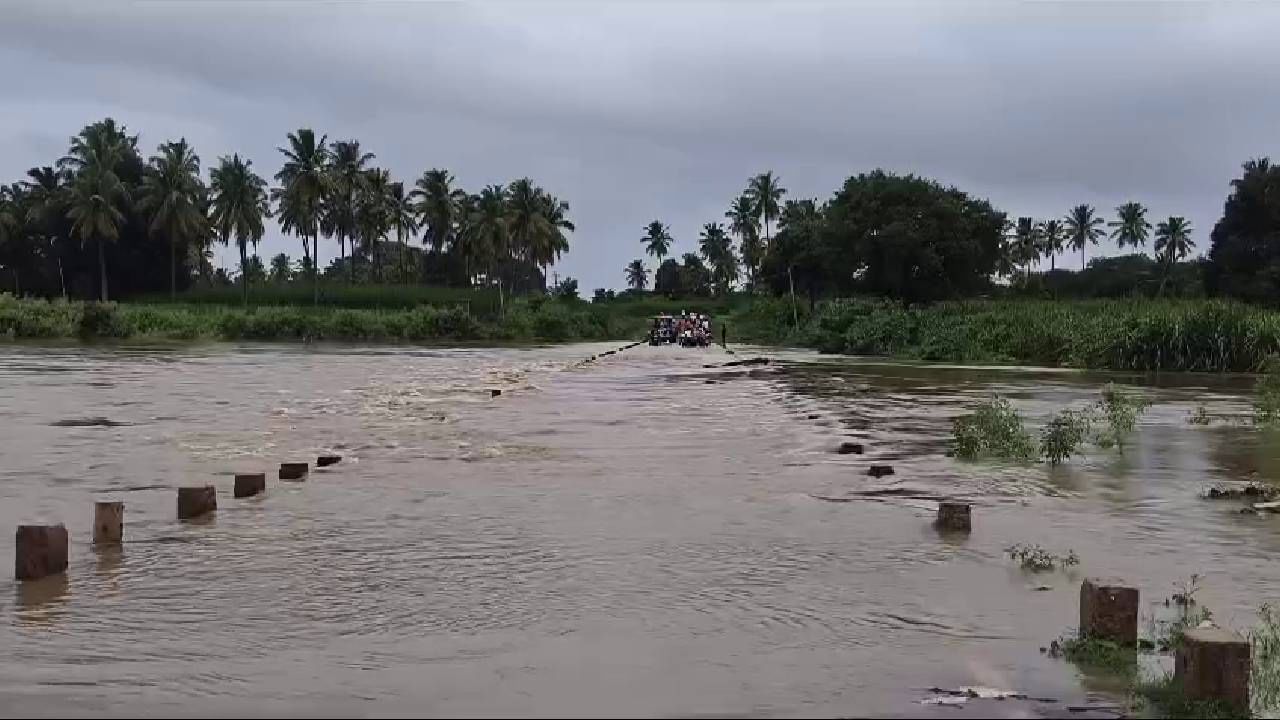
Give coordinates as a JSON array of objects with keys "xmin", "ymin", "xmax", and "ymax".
[{"xmin": 3, "ymin": 1, "xmax": 1279, "ymax": 288}]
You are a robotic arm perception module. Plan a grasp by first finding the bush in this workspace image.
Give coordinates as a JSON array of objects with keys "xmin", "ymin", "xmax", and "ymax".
[{"xmin": 952, "ymin": 398, "xmax": 1037, "ymax": 461}]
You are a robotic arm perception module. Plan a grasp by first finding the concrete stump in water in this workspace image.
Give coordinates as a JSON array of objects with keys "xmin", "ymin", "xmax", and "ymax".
[
  {"xmin": 1175, "ymin": 626, "xmax": 1250, "ymax": 713},
  {"xmin": 234, "ymin": 473, "xmax": 266, "ymax": 498},
  {"xmin": 279, "ymin": 462, "xmax": 309, "ymax": 481},
  {"xmin": 93, "ymin": 501, "xmax": 124, "ymax": 545},
  {"xmin": 867, "ymin": 464, "xmax": 894, "ymax": 478},
  {"xmin": 316, "ymin": 455, "xmax": 342, "ymax": 468},
  {"xmin": 935, "ymin": 502, "xmax": 972, "ymax": 532},
  {"xmin": 177, "ymin": 486, "xmax": 217, "ymax": 519},
  {"xmin": 15, "ymin": 525, "xmax": 69, "ymax": 580},
  {"xmin": 837, "ymin": 442, "xmax": 864, "ymax": 455},
  {"xmin": 1079, "ymin": 578, "xmax": 1139, "ymax": 644},
  {"xmin": 490, "ymin": 389, "xmax": 502, "ymax": 398}
]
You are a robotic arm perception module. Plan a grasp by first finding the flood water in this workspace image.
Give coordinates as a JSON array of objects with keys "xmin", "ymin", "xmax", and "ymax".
[{"xmin": 2, "ymin": 342, "xmax": 1279, "ymax": 717}]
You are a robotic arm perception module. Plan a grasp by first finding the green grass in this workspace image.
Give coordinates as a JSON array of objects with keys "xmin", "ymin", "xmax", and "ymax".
[
  {"xmin": 0, "ymin": 294, "xmax": 645, "ymax": 343},
  {"xmin": 788, "ymin": 297, "xmax": 1280, "ymax": 372},
  {"xmin": 1133, "ymin": 674, "xmax": 1243, "ymax": 719}
]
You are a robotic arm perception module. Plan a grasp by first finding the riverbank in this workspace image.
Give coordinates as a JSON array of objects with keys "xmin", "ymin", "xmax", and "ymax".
[
  {"xmin": 729, "ymin": 297, "xmax": 1280, "ymax": 373},
  {"xmin": 0, "ymin": 295, "xmax": 642, "ymax": 343}
]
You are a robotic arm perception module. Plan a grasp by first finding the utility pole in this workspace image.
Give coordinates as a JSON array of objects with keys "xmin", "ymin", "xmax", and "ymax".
[{"xmin": 788, "ymin": 265, "xmax": 799, "ymax": 328}]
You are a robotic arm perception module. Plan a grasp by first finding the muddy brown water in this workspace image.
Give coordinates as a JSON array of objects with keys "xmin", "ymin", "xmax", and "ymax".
[{"xmin": 1, "ymin": 342, "xmax": 1278, "ymax": 717}]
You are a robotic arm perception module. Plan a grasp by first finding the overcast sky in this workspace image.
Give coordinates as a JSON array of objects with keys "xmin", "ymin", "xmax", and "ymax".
[{"xmin": 2, "ymin": 1, "xmax": 1278, "ymax": 289}]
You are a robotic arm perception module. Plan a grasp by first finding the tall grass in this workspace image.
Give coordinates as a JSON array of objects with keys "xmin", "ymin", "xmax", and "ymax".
[
  {"xmin": 0, "ymin": 294, "xmax": 641, "ymax": 343},
  {"xmin": 797, "ymin": 298, "xmax": 1280, "ymax": 372}
]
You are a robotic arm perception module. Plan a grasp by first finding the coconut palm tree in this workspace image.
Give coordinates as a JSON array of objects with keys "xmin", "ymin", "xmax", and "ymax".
[
  {"xmin": 22, "ymin": 166, "xmax": 68, "ymax": 297},
  {"xmin": 1109, "ymin": 202, "xmax": 1152, "ymax": 253},
  {"xmin": 698, "ymin": 221, "xmax": 738, "ymax": 295},
  {"xmin": 994, "ymin": 238, "xmax": 1017, "ymax": 281},
  {"xmin": 388, "ymin": 181, "xmax": 418, "ymax": 282},
  {"xmin": 1154, "ymin": 216, "xmax": 1194, "ymax": 296},
  {"xmin": 625, "ymin": 259, "xmax": 648, "ymax": 290},
  {"xmin": 745, "ymin": 171, "xmax": 786, "ymax": 246},
  {"xmin": 138, "ymin": 138, "xmax": 206, "ymax": 299},
  {"xmin": 1065, "ymin": 204, "xmax": 1106, "ymax": 270},
  {"xmin": 59, "ymin": 119, "xmax": 137, "ymax": 301},
  {"xmin": 355, "ymin": 167, "xmax": 392, "ymax": 281},
  {"xmin": 209, "ymin": 154, "xmax": 269, "ymax": 307},
  {"xmin": 533, "ymin": 191, "xmax": 573, "ymax": 277},
  {"xmin": 725, "ymin": 193, "xmax": 761, "ymax": 290},
  {"xmin": 468, "ymin": 184, "xmax": 509, "ymax": 312},
  {"xmin": 1039, "ymin": 218, "xmax": 1066, "ymax": 273},
  {"xmin": 65, "ymin": 158, "xmax": 128, "ymax": 301},
  {"xmin": 412, "ymin": 168, "xmax": 465, "ymax": 254},
  {"xmin": 325, "ymin": 140, "xmax": 375, "ymax": 282},
  {"xmin": 641, "ymin": 220, "xmax": 673, "ymax": 261},
  {"xmin": 1013, "ymin": 216, "xmax": 1041, "ymax": 282},
  {"xmin": 273, "ymin": 128, "xmax": 330, "ymax": 305}
]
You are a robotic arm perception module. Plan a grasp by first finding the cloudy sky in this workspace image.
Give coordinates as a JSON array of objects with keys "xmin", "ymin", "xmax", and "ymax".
[{"xmin": 2, "ymin": 1, "xmax": 1278, "ymax": 289}]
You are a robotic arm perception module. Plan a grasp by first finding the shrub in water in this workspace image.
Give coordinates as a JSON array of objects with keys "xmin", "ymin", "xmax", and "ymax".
[
  {"xmin": 1041, "ymin": 409, "xmax": 1092, "ymax": 465},
  {"xmin": 1093, "ymin": 382, "xmax": 1149, "ymax": 450},
  {"xmin": 952, "ymin": 397, "xmax": 1037, "ymax": 461},
  {"xmin": 1256, "ymin": 355, "xmax": 1280, "ymax": 427}
]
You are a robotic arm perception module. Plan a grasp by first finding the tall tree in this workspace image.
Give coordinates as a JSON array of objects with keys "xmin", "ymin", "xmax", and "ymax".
[
  {"xmin": 468, "ymin": 184, "xmax": 509, "ymax": 312},
  {"xmin": 1039, "ymin": 218, "xmax": 1066, "ymax": 273},
  {"xmin": 22, "ymin": 166, "xmax": 68, "ymax": 297},
  {"xmin": 745, "ymin": 171, "xmax": 786, "ymax": 247},
  {"xmin": 273, "ymin": 128, "xmax": 330, "ymax": 305},
  {"xmin": 412, "ymin": 168, "xmax": 465, "ymax": 254},
  {"xmin": 355, "ymin": 167, "xmax": 392, "ymax": 281},
  {"xmin": 209, "ymin": 154, "xmax": 269, "ymax": 307},
  {"xmin": 725, "ymin": 193, "xmax": 761, "ymax": 290},
  {"xmin": 268, "ymin": 252, "xmax": 292, "ymax": 284},
  {"xmin": 388, "ymin": 181, "xmax": 418, "ymax": 282},
  {"xmin": 1109, "ymin": 201, "xmax": 1152, "ymax": 253},
  {"xmin": 138, "ymin": 138, "xmax": 206, "ymax": 298},
  {"xmin": 1206, "ymin": 158, "xmax": 1280, "ymax": 301},
  {"xmin": 1154, "ymin": 216, "xmax": 1194, "ymax": 296},
  {"xmin": 1013, "ymin": 216, "xmax": 1041, "ymax": 282},
  {"xmin": 698, "ymin": 221, "xmax": 738, "ymax": 295},
  {"xmin": 325, "ymin": 140, "xmax": 375, "ymax": 282},
  {"xmin": 641, "ymin": 220, "xmax": 673, "ymax": 261},
  {"xmin": 625, "ymin": 259, "xmax": 648, "ymax": 290},
  {"xmin": 1065, "ymin": 204, "xmax": 1106, "ymax": 269},
  {"xmin": 59, "ymin": 118, "xmax": 138, "ymax": 301}
]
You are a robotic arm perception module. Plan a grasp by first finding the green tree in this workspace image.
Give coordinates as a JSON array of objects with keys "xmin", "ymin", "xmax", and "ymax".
[
  {"xmin": 268, "ymin": 252, "xmax": 292, "ymax": 283},
  {"xmin": 625, "ymin": 258, "xmax": 648, "ymax": 290},
  {"xmin": 325, "ymin": 140, "xmax": 375, "ymax": 282},
  {"xmin": 653, "ymin": 257, "xmax": 683, "ymax": 296},
  {"xmin": 138, "ymin": 138, "xmax": 206, "ymax": 299},
  {"xmin": 21, "ymin": 166, "xmax": 68, "ymax": 297},
  {"xmin": 746, "ymin": 171, "xmax": 786, "ymax": 247},
  {"xmin": 468, "ymin": 184, "xmax": 510, "ymax": 313},
  {"xmin": 1039, "ymin": 218, "xmax": 1066, "ymax": 273},
  {"xmin": 388, "ymin": 181, "xmax": 418, "ymax": 282},
  {"xmin": 1013, "ymin": 216, "xmax": 1042, "ymax": 282},
  {"xmin": 822, "ymin": 170, "xmax": 1005, "ymax": 302},
  {"xmin": 273, "ymin": 128, "xmax": 330, "ymax": 305},
  {"xmin": 1065, "ymin": 204, "xmax": 1106, "ymax": 269},
  {"xmin": 59, "ymin": 118, "xmax": 138, "ymax": 301},
  {"xmin": 1154, "ymin": 216, "xmax": 1194, "ymax": 296},
  {"xmin": 355, "ymin": 167, "xmax": 392, "ymax": 281},
  {"xmin": 698, "ymin": 221, "xmax": 738, "ymax": 295},
  {"xmin": 1109, "ymin": 201, "xmax": 1151, "ymax": 253},
  {"xmin": 725, "ymin": 193, "xmax": 761, "ymax": 290},
  {"xmin": 1205, "ymin": 158, "xmax": 1280, "ymax": 302},
  {"xmin": 679, "ymin": 252, "xmax": 712, "ymax": 297},
  {"xmin": 412, "ymin": 168, "xmax": 465, "ymax": 254},
  {"xmin": 641, "ymin": 220, "xmax": 673, "ymax": 261},
  {"xmin": 762, "ymin": 198, "xmax": 827, "ymax": 317},
  {"xmin": 209, "ymin": 153, "xmax": 269, "ymax": 307}
]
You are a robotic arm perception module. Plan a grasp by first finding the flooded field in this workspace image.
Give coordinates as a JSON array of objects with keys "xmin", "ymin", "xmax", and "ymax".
[{"xmin": 1, "ymin": 342, "xmax": 1278, "ymax": 717}]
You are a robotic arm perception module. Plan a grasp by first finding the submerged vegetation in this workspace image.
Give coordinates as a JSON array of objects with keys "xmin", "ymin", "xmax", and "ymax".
[
  {"xmin": 951, "ymin": 384, "xmax": 1147, "ymax": 465},
  {"xmin": 1005, "ymin": 543, "xmax": 1079, "ymax": 572}
]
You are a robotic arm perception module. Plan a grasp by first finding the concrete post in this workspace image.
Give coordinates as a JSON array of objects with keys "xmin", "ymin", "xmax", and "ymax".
[
  {"xmin": 93, "ymin": 501, "xmax": 124, "ymax": 545},
  {"xmin": 279, "ymin": 462, "xmax": 309, "ymax": 481},
  {"xmin": 490, "ymin": 389, "xmax": 502, "ymax": 397},
  {"xmin": 867, "ymin": 465, "xmax": 895, "ymax": 478},
  {"xmin": 1176, "ymin": 626, "xmax": 1250, "ymax": 713},
  {"xmin": 935, "ymin": 502, "xmax": 972, "ymax": 532},
  {"xmin": 1079, "ymin": 578, "xmax": 1139, "ymax": 644},
  {"xmin": 234, "ymin": 473, "xmax": 266, "ymax": 498},
  {"xmin": 317, "ymin": 455, "xmax": 342, "ymax": 467},
  {"xmin": 177, "ymin": 486, "xmax": 217, "ymax": 519},
  {"xmin": 15, "ymin": 525, "xmax": 69, "ymax": 580}
]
